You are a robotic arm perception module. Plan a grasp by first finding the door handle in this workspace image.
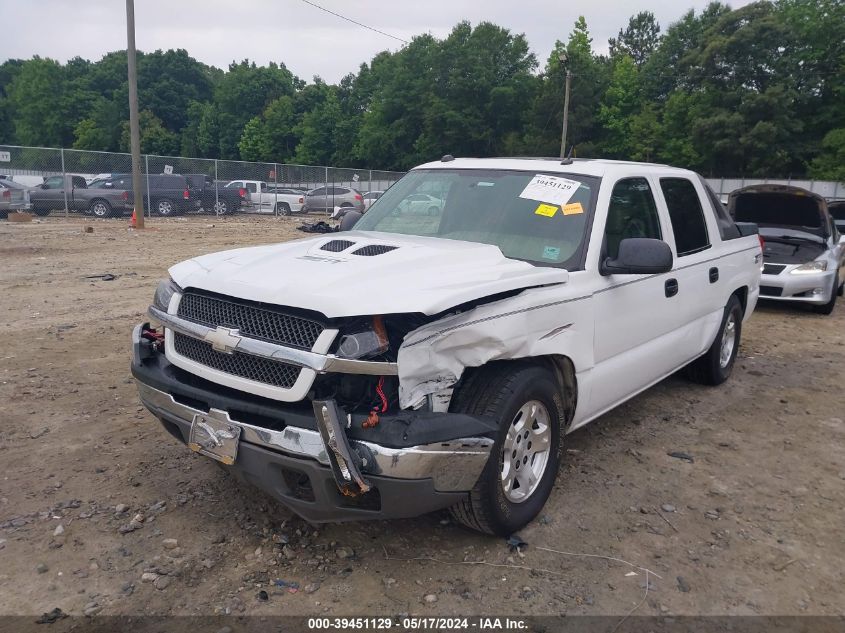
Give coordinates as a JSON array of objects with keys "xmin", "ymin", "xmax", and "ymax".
[
  {"xmin": 665, "ymin": 278, "xmax": 679, "ymax": 298},
  {"xmin": 709, "ymin": 267, "xmax": 719, "ymax": 283}
]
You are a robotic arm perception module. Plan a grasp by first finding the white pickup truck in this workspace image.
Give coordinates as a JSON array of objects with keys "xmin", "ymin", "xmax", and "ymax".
[
  {"xmin": 133, "ymin": 158, "xmax": 762, "ymax": 535},
  {"xmin": 224, "ymin": 180, "xmax": 304, "ymax": 215}
]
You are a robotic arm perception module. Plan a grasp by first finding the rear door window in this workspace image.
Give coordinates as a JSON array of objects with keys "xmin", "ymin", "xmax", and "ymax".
[
  {"xmin": 660, "ymin": 178, "xmax": 711, "ymax": 256},
  {"xmin": 246, "ymin": 183, "xmax": 257, "ymax": 193},
  {"xmin": 604, "ymin": 178, "xmax": 662, "ymax": 260}
]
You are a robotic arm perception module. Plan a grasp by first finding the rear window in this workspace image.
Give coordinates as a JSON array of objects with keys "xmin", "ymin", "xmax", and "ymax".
[
  {"xmin": 829, "ymin": 203, "xmax": 845, "ymax": 221},
  {"xmin": 660, "ymin": 178, "xmax": 710, "ymax": 256},
  {"xmin": 698, "ymin": 176, "xmax": 740, "ymax": 240}
]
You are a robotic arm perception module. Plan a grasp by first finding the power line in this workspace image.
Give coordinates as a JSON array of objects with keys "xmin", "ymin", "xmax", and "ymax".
[{"xmin": 298, "ymin": 0, "xmax": 408, "ymax": 44}]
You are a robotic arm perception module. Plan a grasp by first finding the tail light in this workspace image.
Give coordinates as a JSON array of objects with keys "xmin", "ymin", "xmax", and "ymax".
[
  {"xmin": 758, "ymin": 235, "xmax": 765, "ymax": 251},
  {"xmin": 1, "ymin": 189, "xmax": 9, "ymax": 200},
  {"xmin": 122, "ymin": 191, "xmax": 129, "ymax": 201},
  {"xmin": 183, "ymin": 189, "xmax": 190, "ymax": 200},
  {"xmin": 299, "ymin": 197, "xmax": 304, "ymax": 204},
  {"xmin": 239, "ymin": 188, "xmax": 247, "ymax": 199},
  {"xmin": 354, "ymin": 193, "xmax": 363, "ymax": 201}
]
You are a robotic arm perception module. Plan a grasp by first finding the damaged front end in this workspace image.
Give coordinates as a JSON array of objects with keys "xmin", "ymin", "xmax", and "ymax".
[{"xmin": 131, "ymin": 319, "xmax": 496, "ymax": 522}]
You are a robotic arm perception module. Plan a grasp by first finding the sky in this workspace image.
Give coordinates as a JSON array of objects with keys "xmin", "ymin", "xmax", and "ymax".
[{"xmin": 0, "ymin": 0, "xmax": 754, "ymax": 83}]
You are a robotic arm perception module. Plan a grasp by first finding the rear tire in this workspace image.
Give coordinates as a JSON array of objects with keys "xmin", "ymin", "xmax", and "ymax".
[
  {"xmin": 687, "ymin": 294, "xmax": 743, "ymax": 385},
  {"xmin": 275, "ymin": 202, "xmax": 291, "ymax": 216},
  {"xmin": 212, "ymin": 200, "xmax": 229, "ymax": 215},
  {"xmin": 813, "ymin": 275, "xmax": 838, "ymax": 315},
  {"xmin": 156, "ymin": 198, "xmax": 177, "ymax": 217},
  {"xmin": 448, "ymin": 363, "xmax": 563, "ymax": 535},
  {"xmin": 89, "ymin": 199, "xmax": 113, "ymax": 218}
]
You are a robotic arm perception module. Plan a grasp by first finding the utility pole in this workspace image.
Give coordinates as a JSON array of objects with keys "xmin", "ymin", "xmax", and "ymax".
[
  {"xmin": 126, "ymin": 0, "xmax": 144, "ymax": 228},
  {"xmin": 559, "ymin": 52, "xmax": 572, "ymax": 159}
]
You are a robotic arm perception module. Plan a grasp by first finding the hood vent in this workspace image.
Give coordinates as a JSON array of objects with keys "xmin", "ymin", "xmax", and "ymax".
[
  {"xmin": 320, "ymin": 239, "xmax": 355, "ymax": 252},
  {"xmin": 352, "ymin": 244, "xmax": 398, "ymax": 256}
]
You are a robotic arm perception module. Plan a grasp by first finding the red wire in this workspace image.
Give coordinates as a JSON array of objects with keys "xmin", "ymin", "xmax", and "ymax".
[{"xmin": 375, "ymin": 376, "xmax": 388, "ymax": 413}]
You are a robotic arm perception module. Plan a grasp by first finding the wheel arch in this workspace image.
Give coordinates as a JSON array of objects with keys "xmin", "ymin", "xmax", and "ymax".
[
  {"xmin": 731, "ymin": 285, "xmax": 749, "ymax": 316},
  {"xmin": 455, "ymin": 354, "xmax": 578, "ymax": 431}
]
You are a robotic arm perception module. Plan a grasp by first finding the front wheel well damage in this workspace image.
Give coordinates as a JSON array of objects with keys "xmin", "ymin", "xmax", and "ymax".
[{"xmin": 450, "ymin": 355, "xmax": 577, "ymax": 431}]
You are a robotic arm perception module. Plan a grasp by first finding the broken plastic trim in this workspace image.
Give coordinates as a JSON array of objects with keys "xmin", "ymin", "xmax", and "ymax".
[{"xmin": 312, "ymin": 399, "xmax": 371, "ymax": 495}]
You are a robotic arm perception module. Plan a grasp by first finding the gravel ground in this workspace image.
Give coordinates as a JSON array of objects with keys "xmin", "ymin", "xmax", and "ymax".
[{"xmin": 1, "ymin": 215, "xmax": 843, "ymax": 619}]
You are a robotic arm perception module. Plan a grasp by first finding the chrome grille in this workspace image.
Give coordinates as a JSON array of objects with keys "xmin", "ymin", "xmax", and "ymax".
[
  {"xmin": 174, "ymin": 333, "xmax": 301, "ymax": 389},
  {"xmin": 177, "ymin": 291, "xmax": 323, "ymax": 350}
]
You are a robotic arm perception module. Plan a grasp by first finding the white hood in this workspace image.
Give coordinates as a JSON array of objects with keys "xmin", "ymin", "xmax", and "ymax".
[{"xmin": 168, "ymin": 231, "xmax": 569, "ymax": 318}]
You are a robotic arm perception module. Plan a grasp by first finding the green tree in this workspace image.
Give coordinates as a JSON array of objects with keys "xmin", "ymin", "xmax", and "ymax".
[
  {"xmin": 808, "ymin": 129, "xmax": 845, "ymax": 181},
  {"xmin": 609, "ymin": 12, "xmax": 661, "ymax": 67},
  {"xmin": 597, "ymin": 56, "xmax": 642, "ymax": 158},
  {"xmin": 119, "ymin": 110, "xmax": 180, "ymax": 156}
]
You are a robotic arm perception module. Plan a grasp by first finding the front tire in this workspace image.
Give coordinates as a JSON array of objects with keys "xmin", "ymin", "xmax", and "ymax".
[
  {"xmin": 449, "ymin": 363, "xmax": 563, "ymax": 535},
  {"xmin": 687, "ymin": 294, "xmax": 743, "ymax": 385},
  {"xmin": 89, "ymin": 199, "xmax": 113, "ymax": 218},
  {"xmin": 33, "ymin": 207, "xmax": 51, "ymax": 217}
]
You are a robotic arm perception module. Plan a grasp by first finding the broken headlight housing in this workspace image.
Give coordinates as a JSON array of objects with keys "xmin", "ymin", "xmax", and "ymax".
[
  {"xmin": 153, "ymin": 278, "xmax": 181, "ymax": 312},
  {"xmin": 790, "ymin": 260, "xmax": 828, "ymax": 275},
  {"xmin": 336, "ymin": 316, "xmax": 389, "ymax": 360}
]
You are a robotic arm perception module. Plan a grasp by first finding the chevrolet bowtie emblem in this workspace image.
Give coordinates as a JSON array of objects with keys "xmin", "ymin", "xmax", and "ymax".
[{"xmin": 204, "ymin": 326, "xmax": 241, "ymax": 354}]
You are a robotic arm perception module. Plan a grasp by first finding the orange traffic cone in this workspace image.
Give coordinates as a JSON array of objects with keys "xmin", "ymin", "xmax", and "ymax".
[{"xmin": 129, "ymin": 209, "xmax": 137, "ymax": 228}]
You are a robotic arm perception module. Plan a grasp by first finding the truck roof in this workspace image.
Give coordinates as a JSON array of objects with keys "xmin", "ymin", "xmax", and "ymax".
[{"xmin": 413, "ymin": 157, "xmax": 697, "ymax": 179}]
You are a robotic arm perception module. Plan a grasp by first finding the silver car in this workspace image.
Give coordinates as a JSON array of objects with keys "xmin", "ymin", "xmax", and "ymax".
[
  {"xmin": 730, "ymin": 184, "xmax": 845, "ymax": 315},
  {"xmin": 302, "ymin": 186, "xmax": 365, "ymax": 214},
  {"xmin": 0, "ymin": 179, "xmax": 31, "ymax": 218}
]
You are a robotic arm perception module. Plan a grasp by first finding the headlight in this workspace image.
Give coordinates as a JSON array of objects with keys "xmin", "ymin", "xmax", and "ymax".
[
  {"xmin": 790, "ymin": 260, "xmax": 828, "ymax": 275},
  {"xmin": 336, "ymin": 316, "xmax": 389, "ymax": 360},
  {"xmin": 153, "ymin": 278, "xmax": 180, "ymax": 312}
]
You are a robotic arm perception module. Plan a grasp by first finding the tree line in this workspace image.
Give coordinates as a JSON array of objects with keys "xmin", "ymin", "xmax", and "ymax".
[{"xmin": 0, "ymin": 0, "xmax": 842, "ymax": 179}]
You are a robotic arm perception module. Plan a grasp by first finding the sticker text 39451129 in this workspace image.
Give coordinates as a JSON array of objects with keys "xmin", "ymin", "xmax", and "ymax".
[{"xmin": 519, "ymin": 174, "xmax": 580, "ymax": 207}]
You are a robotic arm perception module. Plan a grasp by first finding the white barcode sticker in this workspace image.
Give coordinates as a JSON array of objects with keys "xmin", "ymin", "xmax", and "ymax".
[{"xmin": 519, "ymin": 174, "xmax": 580, "ymax": 206}]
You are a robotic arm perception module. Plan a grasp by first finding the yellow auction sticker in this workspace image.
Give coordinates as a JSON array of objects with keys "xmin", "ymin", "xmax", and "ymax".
[
  {"xmin": 562, "ymin": 202, "xmax": 584, "ymax": 215},
  {"xmin": 534, "ymin": 203, "xmax": 558, "ymax": 217}
]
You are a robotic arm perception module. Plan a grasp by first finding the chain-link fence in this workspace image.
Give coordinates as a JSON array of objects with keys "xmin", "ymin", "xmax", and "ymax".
[
  {"xmin": 0, "ymin": 144, "xmax": 406, "ymax": 219},
  {"xmin": 4, "ymin": 144, "xmax": 843, "ymax": 219}
]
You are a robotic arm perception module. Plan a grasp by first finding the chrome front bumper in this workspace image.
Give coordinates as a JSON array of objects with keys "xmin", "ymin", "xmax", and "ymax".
[{"xmin": 136, "ymin": 381, "xmax": 492, "ymax": 493}]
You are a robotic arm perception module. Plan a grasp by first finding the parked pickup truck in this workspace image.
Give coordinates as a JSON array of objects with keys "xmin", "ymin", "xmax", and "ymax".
[
  {"xmin": 184, "ymin": 174, "xmax": 248, "ymax": 215},
  {"xmin": 224, "ymin": 180, "xmax": 304, "ymax": 215},
  {"xmin": 132, "ymin": 158, "xmax": 762, "ymax": 534},
  {"xmin": 28, "ymin": 174, "xmax": 132, "ymax": 217}
]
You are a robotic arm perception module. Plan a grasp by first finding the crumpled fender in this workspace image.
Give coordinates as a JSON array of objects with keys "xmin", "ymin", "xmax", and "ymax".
[{"xmin": 397, "ymin": 284, "xmax": 595, "ymax": 410}]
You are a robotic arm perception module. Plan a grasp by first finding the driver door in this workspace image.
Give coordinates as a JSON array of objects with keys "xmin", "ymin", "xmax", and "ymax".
[{"xmin": 587, "ymin": 176, "xmax": 688, "ymax": 420}]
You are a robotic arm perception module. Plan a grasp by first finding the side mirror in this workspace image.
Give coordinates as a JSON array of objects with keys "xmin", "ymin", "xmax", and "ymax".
[
  {"xmin": 40, "ymin": 183, "xmax": 48, "ymax": 189},
  {"xmin": 839, "ymin": 234, "xmax": 845, "ymax": 246},
  {"xmin": 339, "ymin": 210, "xmax": 362, "ymax": 231},
  {"xmin": 601, "ymin": 238, "xmax": 673, "ymax": 276}
]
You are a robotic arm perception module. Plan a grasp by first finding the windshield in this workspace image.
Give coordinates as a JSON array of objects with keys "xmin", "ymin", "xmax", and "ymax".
[{"xmin": 353, "ymin": 168, "xmax": 598, "ymax": 268}]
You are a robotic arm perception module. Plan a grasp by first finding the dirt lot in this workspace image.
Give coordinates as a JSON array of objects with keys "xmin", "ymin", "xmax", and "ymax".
[{"xmin": 1, "ymin": 215, "xmax": 843, "ymax": 620}]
